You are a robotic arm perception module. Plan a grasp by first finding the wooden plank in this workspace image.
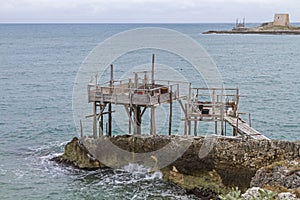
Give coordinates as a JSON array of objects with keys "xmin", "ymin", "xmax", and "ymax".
[{"xmin": 224, "ymin": 116, "xmax": 269, "ymax": 140}]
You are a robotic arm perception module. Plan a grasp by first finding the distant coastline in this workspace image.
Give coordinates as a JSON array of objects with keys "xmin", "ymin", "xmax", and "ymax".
[
  {"xmin": 203, "ymin": 13, "xmax": 300, "ymax": 35},
  {"xmin": 203, "ymin": 29, "xmax": 300, "ymax": 35}
]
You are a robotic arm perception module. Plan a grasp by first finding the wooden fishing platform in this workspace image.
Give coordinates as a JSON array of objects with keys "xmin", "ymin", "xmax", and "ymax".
[{"xmin": 85, "ymin": 54, "xmax": 269, "ymax": 140}]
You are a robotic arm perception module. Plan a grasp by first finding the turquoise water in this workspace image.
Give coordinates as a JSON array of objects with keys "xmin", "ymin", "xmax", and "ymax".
[{"xmin": 1, "ymin": 24, "xmax": 300, "ymax": 199}]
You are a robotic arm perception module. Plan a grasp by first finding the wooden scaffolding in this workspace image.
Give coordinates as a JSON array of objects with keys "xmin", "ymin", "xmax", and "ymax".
[
  {"xmin": 87, "ymin": 54, "xmax": 182, "ymax": 138},
  {"xmin": 86, "ymin": 54, "xmax": 269, "ymax": 140}
]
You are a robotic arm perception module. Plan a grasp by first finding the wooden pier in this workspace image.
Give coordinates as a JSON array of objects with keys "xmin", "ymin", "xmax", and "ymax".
[
  {"xmin": 224, "ymin": 116, "xmax": 269, "ymax": 140},
  {"xmin": 86, "ymin": 54, "xmax": 269, "ymax": 140}
]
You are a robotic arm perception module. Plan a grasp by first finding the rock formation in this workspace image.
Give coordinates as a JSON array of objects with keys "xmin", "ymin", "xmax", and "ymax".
[{"xmin": 53, "ymin": 135, "xmax": 300, "ymax": 198}]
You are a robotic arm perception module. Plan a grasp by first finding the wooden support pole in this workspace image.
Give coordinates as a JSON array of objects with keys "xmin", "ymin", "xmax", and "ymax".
[
  {"xmin": 188, "ymin": 118, "xmax": 192, "ymax": 136},
  {"xmin": 215, "ymin": 121, "xmax": 218, "ymax": 135},
  {"xmin": 221, "ymin": 87, "xmax": 224, "ymax": 136},
  {"xmin": 124, "ymin": 105, "xmax": 134, "ymax": 134},
  {"xmin": 110, "ymin": 64, "xmax": 114, "ymax": 87},
  {"xmin": 108, "ymin": 103, "xmax": 112, "ymax": 136},
  {"xmin": 93, "ymin": 102, "xmax": 97, "ymax": 138},
  {"xmin": 249, "ymin": 113, "xmax": 252, "ymax": 127},
  {"xmin": 134, "ymin": 73, "xmax": 138, "ymax": 88},
  {"xmin": 168, "ymin": 92, "xmax": 172, "ymax": 136},
  {"xmin": 132, "ymin": 106, "xmax": 137, "ymax": 135},
  {"xmin": 151, "ymin": 54, "xmax": 155, "ymax": 85},
  {"xmin": 100, "ymin": 114, "xmax": 103, "ymax": 136},
  {"xmin": 80, "ymin": 119, "xmax": 83, "ymax": 138},
  {"xmin": 194, "ymin": 118, "xmax": 197, "ymax": 136},
  {"xmin": 225, "ymin": 121, "xmax": 227, "ymax": 136},
  {"xmin": 184, "ymin": 104, "xmax": 187, "ymax": 135},
  {"xmin": 233, "ymin": 117, "xmax": 238, "ymax": 136},
  {"xmin": 150, "ymin": 106, "xmax": 156, "ymax": 135},
  {"xmin": 129, "ymin": 107, "xmax": 132, "ymax": 134},
  {"xmin": 136, "ymin": 106, "xmax": 142, "ymax": 135},
  {"xmin": 108, "ymin": 64, "xmax": 113, "ymax": 137},
  {"xmin": 141, "ymin": 107, "xmax": 147, "ymax": 117},
  {"xmin": 99, "ymin": 104, "xmax": 105, "ymax": 136}
]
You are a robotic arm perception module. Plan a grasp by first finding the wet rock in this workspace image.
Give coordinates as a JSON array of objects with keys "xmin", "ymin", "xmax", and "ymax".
[
  {"xmin": 51, "ymin": 137, "xmax": 104, "ymax": 169},
  {"xmin": 53, "ymin": 135, "xmax": 300, "ymax": 196}
]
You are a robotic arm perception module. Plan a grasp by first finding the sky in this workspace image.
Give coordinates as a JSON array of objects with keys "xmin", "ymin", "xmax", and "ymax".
[{"xmin": 1, "ymin": 0, "xmax": 300, "ymax": 23}]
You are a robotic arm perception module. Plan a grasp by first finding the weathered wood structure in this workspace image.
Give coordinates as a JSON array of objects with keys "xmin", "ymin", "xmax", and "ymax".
[
  {"xmin": 86, "ymin": 54, "xmax": 269, "ymax": 140},
  {"xmin": 87, "ymin": 55, "xmax": 182, "ymax": 138}
]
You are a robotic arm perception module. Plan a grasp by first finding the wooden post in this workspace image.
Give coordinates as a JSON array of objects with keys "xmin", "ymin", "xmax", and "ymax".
[
  {"xmin": 215, "ymin": 121, "xmax": 218, "ymax": 135},
  {"xmin": 134, "ymin": 73, "xmax": 138, "ymax": 88},
  {"xmin": 80, "ymin": 119, "xmax": 83, "ymax": 138},
  {"xmin": 108, "ymin": 103, "xmax": 112, "ymax": 136},
  {"xmin": 234, "ymin": 114, "xmax": 239, "ymax": 136},
  {"xmin": 184, "ymin": 104, "xmax": 187, "ymax": 135},
  {"xmin": 108, "ymin": 64, "xmax": 114, "ymax": 137},
  {"xmin": 221, "ymin": 88, "xmax": 224, "ymax": 136},
  {"xmin": 187, "ymin": 83, "xmax": 192, "ymax": 135},
  {"xmin": 98, "ymin": 104, "xmax": 104, "ymax": 136},
  {"xmin": 188, "ymin": 119, "xmax": 192, "ymax": 135},
  {"xmin": 151, "ymin": 54, "xmax": 155, "ymax": 85},
  {"xmin": 225, "ymin": 121, "xmax": 227, "ymax": 136},
  {"xmin": 234, "ymin": 88, "xmax": 239, "ymax": 117},
  {"xmin": 194, "ymin": 118, "xmax": 198, "ymax": 136},
  {"xmin": 168, "ymin": 91, "xmax": 172, "ymax": 136},
  {"xmin": 212, "ymin": 89, "xmax": 216, "ymax": 121},
  {"xmin": 150, "ymin": 106, "xmax": 156, "ymax": 135},
  {"xmin": 136, "ymin": 106, "xmax": 142, "ymax": 135},
  {"xmin": 129, "ymin": 107, "xmax": 132, "ymax": 134},
  {"xmin": 93, "ymin": 102, "xmax": 97, "ymax": 138},
  {"xmin": 249, "ymin": 113, "xmax": 252, "ymax": 127},
  {"xmin": 99, "ymin": 115, "xmax": 103, "ymax": 136},
  {"xmin": 110, "ymin": 64, "xmax": 114, "ymax": 86},
  {"xmin": 106, "ymin": 122, "xmax": 108, "ymax": 135}
]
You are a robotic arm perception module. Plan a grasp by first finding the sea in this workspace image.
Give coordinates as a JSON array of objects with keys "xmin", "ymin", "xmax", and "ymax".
[{"xmin": 1, "ymin": 23, "xmax": 300, "ymax": 199}]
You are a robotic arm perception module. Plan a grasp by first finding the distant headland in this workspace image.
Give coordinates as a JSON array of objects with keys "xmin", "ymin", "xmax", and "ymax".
[{"xmin": 203, "ymin": 13, "xmax": 300, "ymax": 35}]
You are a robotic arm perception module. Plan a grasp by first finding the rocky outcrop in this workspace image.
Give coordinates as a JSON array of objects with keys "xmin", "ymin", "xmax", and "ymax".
[
  {"xmin": 51, "ymin": 137, "xmax": 104, "ymax": 169},
  {"xmin": 250, "ymin": 159, "xmax": 300, "ymax": 198},
  {"xmin": 203, "ymin": 23, "xmax": 300, "ymax": 35},
  {"xmin": 53, "ymin": 135, "xmax": 300, "ymax": 197}
]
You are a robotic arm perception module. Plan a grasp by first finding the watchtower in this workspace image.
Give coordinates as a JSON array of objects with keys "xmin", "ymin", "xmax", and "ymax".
[{"xmin": 273, "ymin": 14, "xmax": 290, "ymax": 27}]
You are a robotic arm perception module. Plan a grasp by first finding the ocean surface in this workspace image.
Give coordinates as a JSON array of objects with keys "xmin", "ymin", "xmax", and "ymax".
[{"xmin": 1, "ymin": 23, "xmax": 300, "ymax": 199}]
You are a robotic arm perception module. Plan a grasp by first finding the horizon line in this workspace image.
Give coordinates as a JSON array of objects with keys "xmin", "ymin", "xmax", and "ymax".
[{"xmin": 1, "ymin": 21, "xmax": 300, "ymax": 24}]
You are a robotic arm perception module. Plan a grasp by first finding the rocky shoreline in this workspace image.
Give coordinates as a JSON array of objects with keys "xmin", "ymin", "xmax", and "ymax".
[
  {"xmin": 203, "ymin": 29, "xmax": 300, "ymax": 35},
  {"xmin": 203, "ymin": 20, "xmax": 300, "ymax": 35},
  {"xmin": 52, "ymin": 135, "xmax": 300, "ymax": 199}
]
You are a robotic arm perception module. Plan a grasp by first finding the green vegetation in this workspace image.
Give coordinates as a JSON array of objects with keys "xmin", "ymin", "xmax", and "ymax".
[
  {"xmin": 219, "ymin": 187, "xmax": 278, "ymax": 200},
  {"xmin": 219, "ymin": 187, "xmax": 243, "ymax": 200}
]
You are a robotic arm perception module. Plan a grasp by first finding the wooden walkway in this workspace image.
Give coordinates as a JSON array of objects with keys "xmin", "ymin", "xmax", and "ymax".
[{"xmin": 224, "ymin": 116, "xmax": 270, "ymax": 140}]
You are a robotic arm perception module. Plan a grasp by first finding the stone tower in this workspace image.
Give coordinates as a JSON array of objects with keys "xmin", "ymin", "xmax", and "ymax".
[{"xmin": 273, "ymin": 14, "xmax": 290, "ymax": 27}]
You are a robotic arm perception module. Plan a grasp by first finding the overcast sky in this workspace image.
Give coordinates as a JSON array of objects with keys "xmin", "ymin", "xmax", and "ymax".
[{"xmin": 1, "ymin": 0, "xmax": 300, "ymax": 23}]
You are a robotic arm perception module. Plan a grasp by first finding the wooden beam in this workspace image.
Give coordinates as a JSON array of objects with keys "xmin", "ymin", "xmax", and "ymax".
[
  {"xmin": 151, "ymin": 54, "xmax": 155, "ymax": 85},
  {"xmin": 141, "ymin": 106, "xmax": 147, "ymax": 117},
  {"xmin": 108, "ymin": 103, "xmax": 112, "ymax": 136},
  {"xmin": 194, "ymin": 118, "xmax": 197, "ymax": 136},
  {"xmin": 93, "ymin": 102, "xmax": 97, "ymax": 138},
  {"xmin": 124, "ymin": 105, "xmax": 134, "ymax": 134},
  {"xmin": 80, "ymin": 119, "xmax": 83, "ymax": 138},
  {"xmin": 168, "ymin": 92, "xmax": 172, "ymax": 136},
  {"xmin": 150, "ymin": 106, "xmax": 156, "ymax": 135}
]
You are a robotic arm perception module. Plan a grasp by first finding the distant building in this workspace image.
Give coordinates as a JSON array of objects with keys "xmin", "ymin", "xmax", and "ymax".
[{"xmin": 273, "ymin": 14, "xmax": 290, "ymax": 27}]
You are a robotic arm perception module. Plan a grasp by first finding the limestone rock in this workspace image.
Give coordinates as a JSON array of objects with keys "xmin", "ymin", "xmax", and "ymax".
[
  {"xmin": 52, "ymin": 135, "xmax": 300, "ymax": 197},
  {"xmin": 51, "ymin": 137, "xmax": 104, "ymax": 169},
  {"xmin": 251, "ymin": 159, "xmax": 300, "ymax": 190}
]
